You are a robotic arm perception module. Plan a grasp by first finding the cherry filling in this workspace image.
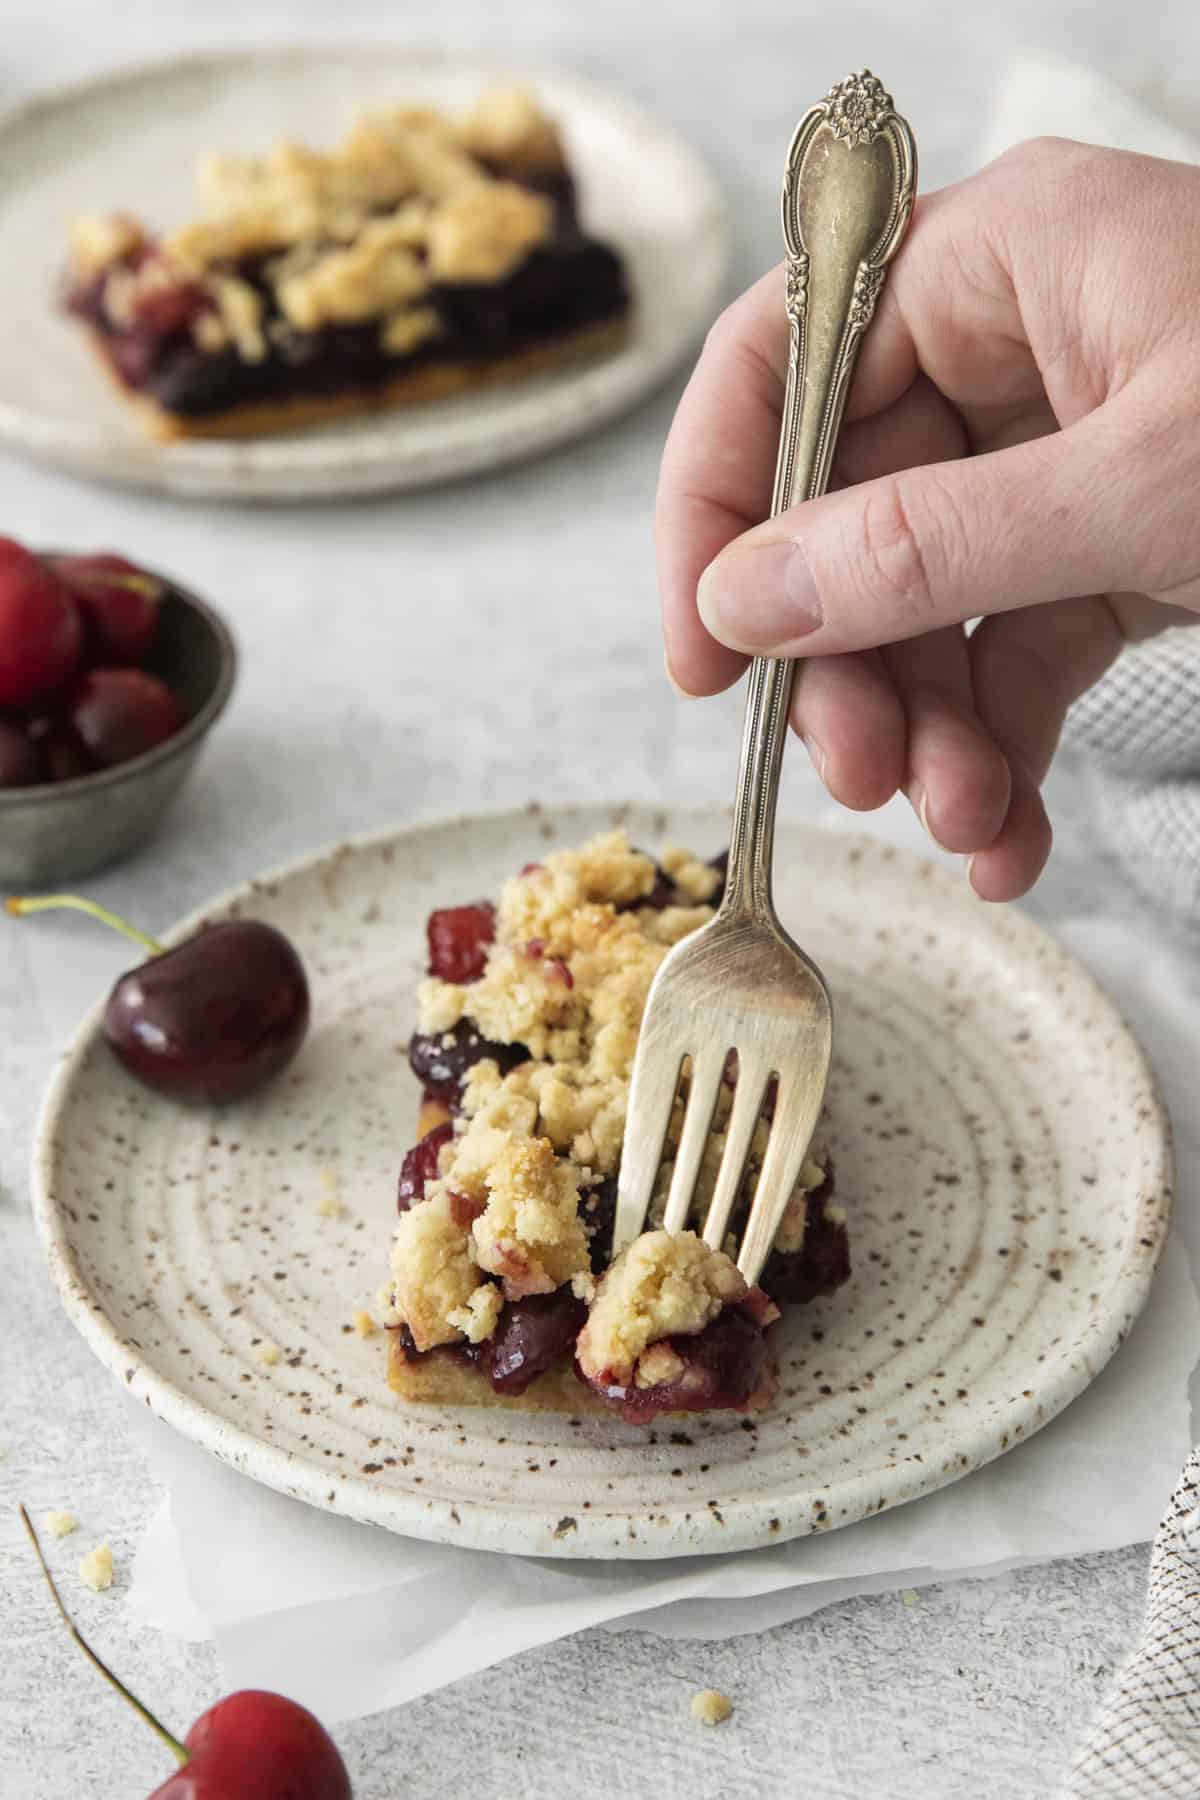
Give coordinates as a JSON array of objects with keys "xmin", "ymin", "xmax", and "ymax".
[
  {"xmin": 396, "ymin": 1121, "xmax": 455, "ymax": 1213},
  {"xmin": 579, "ymin": 1305, "xmax": 772, "ymax": 1425},
  {"xmin": 426, "ymin": 901, "xmax": 496, "ymax": 983},
  {"xmin": 395, "ymin": 1288, "xmax": 587, "ymax": 1397},
  {"xmin": 760, "ymin": 1168, "xmax": 850, "ymax": 1306},
  {"xmin": 407, "ymin": 1019, "xmax": 528, "ymax": 1106},
  {"xmin": 66, "ymin": 196, "xmax": 629, "ymax": 420}
]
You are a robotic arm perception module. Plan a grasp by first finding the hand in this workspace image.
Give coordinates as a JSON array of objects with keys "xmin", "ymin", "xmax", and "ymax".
[{"xmin": 657, "ymin": 137, "xmax": 1200, "ymax": 899}]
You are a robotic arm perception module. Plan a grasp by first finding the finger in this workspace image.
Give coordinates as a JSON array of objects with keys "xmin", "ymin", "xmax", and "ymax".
[
  {"xmin": 695, "ymin": 386, "xmax": 1196, "ymax": 659},
  {"xmin": 970, "ymin": 596, "xmax": 1126, "ymax": 783},
  {"xmin": 967, "ymin": 764, "xmax": 1054, "ymax": 903},
  {"xmin": 965, "ymin": 595, "xmax": 1127, "ymax": 901},
  {"xmin": 882, "ymin": 629, "xmax": 1012, "ymax": 852},
  {"xmin": 790, "ymin": 651, "xmax": 906, "ymax": 811},
  {"xmin": 832, "ymin": 372, "xmax": 968, "ymax": 489}
]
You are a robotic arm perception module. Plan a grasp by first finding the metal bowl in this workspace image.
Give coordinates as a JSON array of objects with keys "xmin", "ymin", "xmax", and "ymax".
[{"xmin": 0, "ymin": 573, "xmax": 237, "ymax": 885}]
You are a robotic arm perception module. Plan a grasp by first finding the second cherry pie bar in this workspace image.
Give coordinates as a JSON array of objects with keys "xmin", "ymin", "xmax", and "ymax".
[
  {"xmin": 62, "ymin": 87, "xmax": 630, "ymax": 441},
  {"xmin": 382, "ymin": 831, "xmax": 850, "ymax": 1424}
]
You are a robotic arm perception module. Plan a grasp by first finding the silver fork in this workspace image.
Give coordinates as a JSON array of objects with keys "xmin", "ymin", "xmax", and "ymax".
[{"xmin": 613, "ymin": 72, "xmax": 917, "ymax": 1283}]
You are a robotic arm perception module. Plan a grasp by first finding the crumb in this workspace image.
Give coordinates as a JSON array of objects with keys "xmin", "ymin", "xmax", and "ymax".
[
  {"xmin": 900, "ymin": 1588, "xmax": 920, "ymax": 1608},
  {"xmin": 79, "ymin": 1545, "xmax": 114, "ymax": 1592},
  {"xmin": 44, "ymin": 1510, "xmax": 78, "ymax": 1539},
  {"xmin": 254, "ymin": 1340, "xmax": 282, "ymax": 1366},
  {"xmin": 317, "ymin": 1167, "xmax": 347, "ymax": 1218},
  {"xmin": 353, "ymin": 1308, "xmax": 378, "ymax": 1339},
  {"xmin": 690, "ymin": 1689, "xmax": 733, "ymax": 1726}
]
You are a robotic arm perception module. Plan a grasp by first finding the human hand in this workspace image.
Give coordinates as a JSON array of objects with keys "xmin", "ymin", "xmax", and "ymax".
[{"xmin": 657, "ymin": 137, "xmax": 1200, "ymax": 899}]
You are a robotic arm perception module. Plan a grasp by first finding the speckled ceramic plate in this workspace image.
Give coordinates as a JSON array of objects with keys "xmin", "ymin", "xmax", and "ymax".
[
  {"xmin": 0, "ymin": 48, "xmax": 729, "ymax": 500},
  {"xmin": 32, "ymin": 804, "xmax": 1172, "ymax": 1558}
]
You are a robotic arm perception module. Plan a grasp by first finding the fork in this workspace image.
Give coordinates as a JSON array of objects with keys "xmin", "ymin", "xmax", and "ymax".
[{"xmin": 613, "ymin": 72, "xmax": 917, "ymax": 1283}]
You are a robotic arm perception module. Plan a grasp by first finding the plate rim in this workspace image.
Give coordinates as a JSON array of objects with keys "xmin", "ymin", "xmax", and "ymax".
[
  {"xmin": 0, "ymin": 42, "xmax": 732, "ymax": 500},
  {"xmin": 30, "ymin": 803, "xmax": 1175, "ymax": 1558}
]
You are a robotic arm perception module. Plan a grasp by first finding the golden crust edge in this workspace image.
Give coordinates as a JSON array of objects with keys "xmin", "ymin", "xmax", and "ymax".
[{"xmin": 77, "ymin": 315, "xmax": 631, "ymax": 444}]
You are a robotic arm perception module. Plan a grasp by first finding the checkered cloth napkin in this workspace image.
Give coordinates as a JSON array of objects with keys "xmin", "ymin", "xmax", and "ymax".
[
  {"xmin": 1064, "ymin": 1452, "xmax": 1200, "ymax": 1796},
  {"xmin": 1064, "ymin": 629, "xmax": 1200, "ymax": 926}
]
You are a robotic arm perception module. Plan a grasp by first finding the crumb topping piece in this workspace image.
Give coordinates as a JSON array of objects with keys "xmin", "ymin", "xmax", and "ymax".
[
  {"xmin": 79, "ymin": 1545, "xmax": 114, "ymax": 1592},
  {"xmin": 690, "ymin": 1689, "xmax": 733, "ymax": 1726},
  {"xmin": 471, "ymin": 1135, "xmax": 590, "ymax": 1298},
  {"xmin": 44, "ymin": 1510, "xmax": 78, "ymax": 1539},
  {"xmin": 353, "ymin": 1308, "xmax": 378, "ymax": 1338},
  {"xmin": 390, "ymin": 1189, "xmax": 492, "ymax": 1352},
  {"xmin": 253, "ymin": 1340, "xmax": 282, "ymax": 1367},
  {"xmin": 576, "ymin": 1230, "xmax": 748, "ymax": 1385}
]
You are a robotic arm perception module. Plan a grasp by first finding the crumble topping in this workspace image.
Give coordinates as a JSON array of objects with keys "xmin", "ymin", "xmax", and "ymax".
[
  {"xmin": 381, "ymin": 305, "xmax": 443, "ymax": 356},
  {"xmin": 44, "ymin": 1510, "xmax": 78, "ymax": 1539},
  {"xmin": 253, "ymin": 1340, "xmax": 282, "ymax": 1366},
  {"xmin": 353, "ymin": 1308, "xmax": 378, "ymax": 1338},
  {"xmin": 470, "ymin": 1135, "xmax": 590, "ymax": 1298},
  {"xmin": 390, "ymin": 1189, "xmax": 491, "ymax": 1352},
  {"xmin": 426, "ymin": 182, "xmax": 554, "ymax": 283},
  {"xmin": 68, "ymin": 212, "xmax": 145, "ymax": 279},
  {"xmin": 461, "ymin": 85, "xmax": 567, "ymax": 179},
  {"xmin": 690, "ymin": 1689, "xmax": 733, "ymax": 1726},
  {"xmin": 446, "ymin": 1281, "xmax": 504, "ymax": 1343},
  {"xmin": 79, "ymin": 1545, "xmax": 114, "ymax": 1592},
  {"xmin": 576, "ymin": 1230, "xmax": 748, "ymax": 1385},
  {"xmin": 68, "ymin": 86, "xmax": 565, "ymax": 365}
]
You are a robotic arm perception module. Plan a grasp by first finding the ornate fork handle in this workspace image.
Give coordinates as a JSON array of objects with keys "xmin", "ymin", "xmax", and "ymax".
[{"xmin": 720, "ymin": 72, "xmax": 917, "ymax": 924}]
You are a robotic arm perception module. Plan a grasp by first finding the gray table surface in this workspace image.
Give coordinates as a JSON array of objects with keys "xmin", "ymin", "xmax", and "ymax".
[{"xmin": 3, "ymin": 2, "xmax": 1198, "ymax": 1795}]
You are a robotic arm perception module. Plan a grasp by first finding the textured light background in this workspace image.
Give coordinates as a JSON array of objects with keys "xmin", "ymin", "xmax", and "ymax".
[{"xmin": 3, "ymin": 2, "xmax": 1199, "ymax": 1795}]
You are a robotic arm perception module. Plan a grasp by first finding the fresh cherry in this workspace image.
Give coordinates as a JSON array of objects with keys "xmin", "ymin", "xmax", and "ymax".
[
  {"xmin": 6, "ymin": 895, "xmax": 310, "ymax": 1103},
  {"xmin": 51, "ymin": 552, "xmax": 164, "ymax": 664},
  {"xmin": 18, "ymin": 1505, "xmax": 353, "ymax": 1799},
  {"xmin": 426, "ymin": 900, "xmax": 495, "ymax": 982},
  {"xmin": 149, "ymin": 1691, "xmax": 352, "ymax": 1800},
  {"xmin": 70, "ymin": 667, "xmax": 186, "ymax": 767},
  {"xmin": 0, "ymin": 717, "xmax": 41, "ymax": 787},
  {"xmin": 27, "ymin": 712, "xmax": 96, "ymax": 782},
  {"xmin": 0, "ymin": 536, "xmax": 82, "ymax": 707}
]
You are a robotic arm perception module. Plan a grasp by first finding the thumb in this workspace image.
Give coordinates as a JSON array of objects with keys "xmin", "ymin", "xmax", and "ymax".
[{"xmin": 695, "ymin": 411, "xmax": 1153, "ymax": 657}]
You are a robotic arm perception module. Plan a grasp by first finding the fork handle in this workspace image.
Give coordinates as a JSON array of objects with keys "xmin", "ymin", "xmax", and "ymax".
[{"xmin": 721, "ymin": 73, "xmax": 917, "ymax": 922}]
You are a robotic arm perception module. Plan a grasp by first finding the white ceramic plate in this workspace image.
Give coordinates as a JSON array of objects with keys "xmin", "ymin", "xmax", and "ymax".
[
  {"xmin": 33, "ymin": 804, "xmax": 1172, "ymax": 1558},
  {"xmin": 0, "ymin": 48, "xmax": 729, "ymax": 500}
]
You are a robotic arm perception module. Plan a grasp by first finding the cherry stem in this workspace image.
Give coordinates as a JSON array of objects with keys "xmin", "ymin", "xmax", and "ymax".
[
  {"xmin": 18, "ymin": 1505, "xmax": 190, "ymax": 1767},
  {"xmin": 5, "ymin": 893, "xmax": 163, "ymax": 956}
]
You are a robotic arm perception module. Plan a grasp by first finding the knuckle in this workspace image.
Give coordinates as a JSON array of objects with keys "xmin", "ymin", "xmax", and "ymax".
[{"xmin": 850, "ymin": 474, "xmax": 956, "ymax": 630}]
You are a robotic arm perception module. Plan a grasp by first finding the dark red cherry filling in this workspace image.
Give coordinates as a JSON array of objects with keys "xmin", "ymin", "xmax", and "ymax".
[
  {"xmin": 580, "ymin": 1305, "xmax": 772, "ymax": 1424},
  {"xmin": 395, "ymin": 1287, "xmax": 587, "ymax": 1397},
  {"xmin": 396, "ymin": 1121, "xmax": 455, "ymax": 1213},
  {"xmin": 426, "ymin": 901, "xmax": 496, "ymax": 983},
  {"xmin": 407, "ymin": 1019, "xmax": 528, "ymax": 1105}
]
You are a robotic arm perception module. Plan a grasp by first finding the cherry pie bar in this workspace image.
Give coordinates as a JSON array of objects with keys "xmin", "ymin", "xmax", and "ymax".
[
  {"xmin": 382, "ymin": 831, "xmax": 850, "ymax": 1424},
  {"xmin": 62, "ymin": 87, "xmax": 630, "ymax": 441}
]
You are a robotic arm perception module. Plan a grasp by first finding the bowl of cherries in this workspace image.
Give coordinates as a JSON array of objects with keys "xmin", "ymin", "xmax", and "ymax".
[{"xmin": 0, "ymin": 535, "xmax": 235, "ymax": 884}]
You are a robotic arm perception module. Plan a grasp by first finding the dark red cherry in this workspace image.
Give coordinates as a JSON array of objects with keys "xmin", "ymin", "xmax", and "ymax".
[
  {"xmin": 0, "ymin": 717, "xmax": 41, "ymax": 787},
  {"xmin": 51, "ymin": 552, "xmax": 164, "ymax": 664},
  {"xmin": 70, "ymin": 667, "xmax": 185, "ymax": 767},
  {"xmin": 26, "ymin": 711, "xmax": 96, "ymax": 781},
  {"xmin": 149, "ymin": 1691, "xmax": 352, "ymax": 1800},
  {"xmin": 408, "ymin": 1019, "xmax": 527, "ymax": 1103},
  {"xmin": 0, "ymin": 537, "xmax": 83, "ymax": 707},
  {"xmin": 6, "ymin": 896, "xmax": 310, "ymax": 1104},
  {"xmin": 103, "ymin": 921, "xmax": 310, "ymax": 1103},
  {"xmin": 426, "ymin": 901, "xmax": 495, "ymax": 982}
]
